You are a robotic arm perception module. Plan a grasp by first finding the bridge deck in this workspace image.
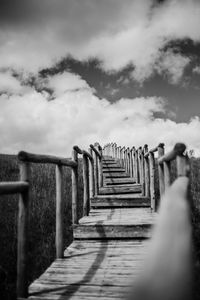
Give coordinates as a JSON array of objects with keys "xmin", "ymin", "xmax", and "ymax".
[{"xmin": 28, "ymin": 157, "xmax": 157, "ymax": 300}]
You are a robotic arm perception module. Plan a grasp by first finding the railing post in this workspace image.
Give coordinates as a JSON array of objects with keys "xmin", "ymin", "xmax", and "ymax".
[
  {"xmin": 94, "ymin": 151, "xmax": 99, "ymax": 195},
  {"xmin": 158, "ymin": 143, "xmax": 165, "ymax": 198},
  {"xmin": 98, "ymin": 146, "xmax": 103, "ymax": 187},
  {"xmin": 144, "ymin": 145, "xmax": 150, "ymax": 197},
  {"xmin": 134, "ymin": 149, "xmax": 139, "ymax": 183},
  {"xmin": 121, "ymin": 148, "xmax": 125, "ymax": 168},
  {"xmin": 125, "ymin": 149, "xmax": 128, "ymax": 173},
  {"xmin": 129, "ymin": 148, "xmax": 133, "ymax": 178},
  {"xmin": 17, "ymin": 161, "xmax": 30, "ymax": 298},
  {"xmin": 164, "ymin": 161, "xmax": 171, "ymax": 189},
  {"xmin": 177, "ymin": 155, "xmax": 189, "ymax": 177},
  {"xmin": 127, "ymin": 148, "xmax": 130, "ymax": 175},
  {"xmin": 88, "ymin": 148, "xmax": 95, "ymax": 198},
  {"xmin": 56, "ymin": 164, "xmax": 64, "ymax": 258},
  {"xmin": 140, "ymin": 148, "xmax": 145, "ymax": 196},
  {"xmin": 149, "ymin": 152, "xmax": 156, "ymax": 211},
  {"xmin": 71, "ymin": 149, "xmax": 78, "ymax": 224},
  {"xmin": 83, "ymin": 154, "xmax": 90, "ymax": 216}
]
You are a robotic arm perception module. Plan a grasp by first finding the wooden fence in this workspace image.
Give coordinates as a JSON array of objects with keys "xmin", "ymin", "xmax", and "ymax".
[
  {"xmin": 0, "ymin": 141, "xmax": 190, "ymax": 298},
  {"xmin": 103, "ymin": 142, "xmax": 189, "ymax": 210},
  {"xmin": 0, "ymin": 143, "xmax": 102, "ymax": 298}
]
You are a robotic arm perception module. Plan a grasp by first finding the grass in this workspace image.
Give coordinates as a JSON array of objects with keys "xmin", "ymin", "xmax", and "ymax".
[{"xmin": 0, "ymin": 155, "xmax": 200, "ymax": 299}]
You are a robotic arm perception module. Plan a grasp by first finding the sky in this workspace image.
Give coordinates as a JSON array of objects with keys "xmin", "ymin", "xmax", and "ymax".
[{"xmin": 0, "ymin": 0, "xmax": 200, "ymax": 155}]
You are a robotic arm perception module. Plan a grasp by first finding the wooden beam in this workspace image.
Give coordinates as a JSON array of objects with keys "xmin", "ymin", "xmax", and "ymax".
[
  {"xmin": 18, "ymin": 151, "xmax": 77, "ymax": 168},
  {"xmin": 0, "ymin": 182, "xmax": 29, "ymax": 195}
]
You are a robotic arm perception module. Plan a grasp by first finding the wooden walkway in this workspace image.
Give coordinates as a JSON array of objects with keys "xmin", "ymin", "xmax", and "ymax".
[{"xmin": 28, "ymin": 156, "xmax": 156, "ymax": 300}]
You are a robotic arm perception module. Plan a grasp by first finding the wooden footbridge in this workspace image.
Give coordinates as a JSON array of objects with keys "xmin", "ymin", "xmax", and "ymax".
[{"xmin": 0, "ymin": 142, "xmax": 192, "ymax": 299}]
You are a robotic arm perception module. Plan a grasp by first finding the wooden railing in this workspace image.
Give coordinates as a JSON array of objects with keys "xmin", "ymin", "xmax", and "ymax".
[
  {"xmin": 103, "ymin": 142, "xmax": 192, "ymax": 299},
  {"xmin": 0, "ymin": 141, "xmax": 191, "ymax": 299},
  {"xmin": 103, "ymin": 142, "xmax": 188, "ymax": 210},
  {"xmin": 0, "ymin": 143, "xmax": 102, "ymax": 298}
]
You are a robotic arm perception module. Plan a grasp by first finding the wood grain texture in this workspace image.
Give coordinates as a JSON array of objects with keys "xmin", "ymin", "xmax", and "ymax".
[{"xmin": 29, "ymin": 240, "xmax": 149, "ymax": 299}]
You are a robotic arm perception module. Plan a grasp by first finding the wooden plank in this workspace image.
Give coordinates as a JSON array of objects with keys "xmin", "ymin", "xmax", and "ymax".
[
  {"xmin": 28, "ymin": 240, "xmax": 148, "ymax": 299},
  {"xmin": 103, "ymin": 168, "xmax": 125, "ymax": 173},
  {"xmin": 91, "ymin": 197, "xmax": 150, "ymax": 208},
  {"xmin": 104, "ymin": 177, "xmax": 135, "ymax": 185},
  {"xmin": 103, "ymin": 173, "xmax": 129, "ymax": 178},
  {"xmin": 74, "ymin": 224, "xmax": 153, "ymax": 239},
  {"xmin": 90, "ymin": 193, "xmax": 142, "ymax": 199},
  {"xmin": 99, "ymin": 185, "xmax": 142, "ymax": 195}
]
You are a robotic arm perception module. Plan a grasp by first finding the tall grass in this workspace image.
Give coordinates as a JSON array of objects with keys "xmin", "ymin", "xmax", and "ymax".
[{"xmin": 0, "ymin": 154, "xmax": 83, "ymax": 299}]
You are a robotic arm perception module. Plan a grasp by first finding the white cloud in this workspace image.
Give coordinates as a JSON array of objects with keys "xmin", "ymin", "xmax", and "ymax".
[
  {"xmin": 47, "ymin": 72, "xmax": 91, "ymax": 96},
  {"xmin": 0, "ymin": 73, "xmax": 200, "ymax": 156},
  {"xmin": 0, "ymin": 0, "xmax": 199, "ymax": 82},
  {"xmin": 156, "ymin": 50, "xmax": 190, "ymax": 84},
  {"xmin": 0, "ymin": 71, "xmax": 23, "ymax": 94}
]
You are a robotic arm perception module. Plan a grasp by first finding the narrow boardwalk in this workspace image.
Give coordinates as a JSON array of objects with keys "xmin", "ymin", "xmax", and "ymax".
[{"xmin": 28, "ymin": 156, "xmax": 156, "ymax": 300}]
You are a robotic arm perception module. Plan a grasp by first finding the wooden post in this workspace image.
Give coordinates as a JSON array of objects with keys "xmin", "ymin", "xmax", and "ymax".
[
  {"xmin": 164, "ymin": 161, "xmax": 171, "ymax": 189},
  {"xmin": 144, "ymin": 145, "xmax": 150, "ymax": 197},
  {"xmin": 134, "ymin": 149, "xmax": 139, "ymax": 183},
  {"xmin": 129, "ymin": 148, "xmax": 133, "ymax": 178},
  {"xmin": 83, "ymin": 155, "xmax": 90, "ymax": 216},
  {"xmin": 94, "ymin": 152, "xmax": 99, "ymax": 195},
  {"xmin": 98, "ymin": 146, "xmax": 103, "ymax": 187},
  {"xmin": 56, "ymin": 165, "xmax": 64, "ymax": 258},
  {"xmin": 122, "ymin": 148, "xmax": 125, "ymax": 168},
  {"xmin": 88, "ymin": 148, "xmax": 95, "ymax": 198},
  {"xmin": 158, "ymin": 143, "xmax": 165, "ymax": 198},
  {"xmin": 17, "ymin": 161, "xmax": 30, "ymax": 298},
  {"xmin": 138, "ymin": 147, "xmax": 142, "ymax": 184},
  {"xmin": 149, "ymin": 152, "xmax": 156, "ymax": 211},
  {"xmin": 71, "ymin": 149, "xmax": 78, "ymax": 224},
  {"xmin": 127, "ymin": 148, "xmax": 130, "ymax": 175},
  {"xmin": 125, "ymin": 149, "xmax": 128, "ymax": 173},
  {"xmin": 177, "ymin": 155, "xmax": 189, "ymax": 177},
  {"xmin": 140, "ymin": 148, "xmax": 145, "ymax": 196}
]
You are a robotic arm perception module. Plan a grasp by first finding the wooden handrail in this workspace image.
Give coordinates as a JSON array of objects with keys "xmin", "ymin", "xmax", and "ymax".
[
  {"xmin": 158, "ymin": 143, "xmax": 186, "ymax": 164},
  {"xmin": 144, "ymin": 143, "xmax": 164, "ymax": 158},
  {"xmin": 90, "ymin": 144, "xmax": 102, "ymax": 158},
  {"xmin": 73, "ymin": 145, "xmax": 83, "ymax": 154},
  {"xmin": 18, "ymin": 151, "xmax": 77, "ymax": 168},
  {"xmin": 82, "ymin": 150, "xmax": 93, "ymax": 162},
  {"xmin": 0, "ymin": 182, "xmax": 29, "ymax": 195}
]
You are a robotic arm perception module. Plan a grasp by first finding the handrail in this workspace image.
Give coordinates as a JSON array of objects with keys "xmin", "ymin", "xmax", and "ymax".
[
  {"xmin": 0, "ymin": 182, "xmax": 29, "ymax": 195},
  {"xmin": 144, "ymin": 143, "xmax": 164, "ymax": 158},
  {"xmin": 18, "ymin": 151, "xmax": 77, "ymax": 168},
  {"xmin": 103, "ymin": 141, "xmax": 189, "ymax": 210},
  {"xmin": 82, "ymin": 150, "xmax": 93, "ymax": 162},
  {"xmin": 73, "ymin": 145, "xmax": 83, "ymax": 154},
  {"xmin": 90, "ymin": 144, "xmax": 102, "ymax": 158},
  {"xmin": 158, "ymin": 143, "xmax": 186, "ymax": 164}
]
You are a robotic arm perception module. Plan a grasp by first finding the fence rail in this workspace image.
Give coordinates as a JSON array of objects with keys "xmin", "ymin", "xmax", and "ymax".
[
  {"xmin": 0, "ymin": 140, "xmax": 190, "ymax": 298},
  {"xmin": 103, "ymin": 141, "xmax": 189, "ymax": 211}
]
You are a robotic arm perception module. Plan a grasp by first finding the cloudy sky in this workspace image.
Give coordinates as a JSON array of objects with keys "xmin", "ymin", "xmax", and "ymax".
[{"xmin": 0, "ymin": 0, "xmax": 200, "ymax": 155}]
